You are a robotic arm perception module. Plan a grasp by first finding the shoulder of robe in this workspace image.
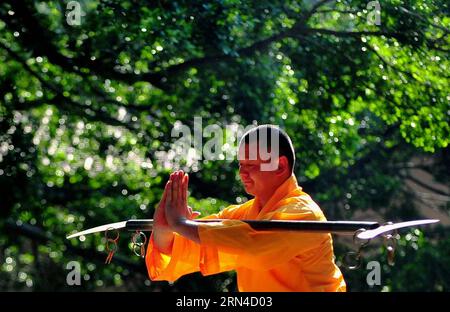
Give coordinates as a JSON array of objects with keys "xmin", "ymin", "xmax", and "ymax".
[
  {"xmin": 219, "ymin": 204, "xmax": 246, "ymax": 218},
  {"xmin": 272, "ymin": 195, "xmax": 326, "ymax": 221}
]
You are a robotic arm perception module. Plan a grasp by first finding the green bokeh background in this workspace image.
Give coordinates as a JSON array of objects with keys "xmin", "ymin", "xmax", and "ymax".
[{"xmin": 0, "ymin": 0, "xmax": 449, "ymax": 291}]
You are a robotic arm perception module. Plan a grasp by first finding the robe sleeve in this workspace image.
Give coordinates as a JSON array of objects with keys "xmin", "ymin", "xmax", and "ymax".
[
  {"xmin": 146, "ymin": 232, "xmax": 202, "ymax": 282},
  {"xmin": 146, "ymin": 202, "xmax": 328, "ymax": 280},
  {"xmin": 198, "ymin": 208, "xmax": 329, "ymax": 272},
  {"xmin": 146, "ymin": 209, "xmax": 240, "ymax": 282}
]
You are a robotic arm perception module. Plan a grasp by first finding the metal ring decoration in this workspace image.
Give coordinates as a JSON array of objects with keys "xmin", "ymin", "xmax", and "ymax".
[
  {"xmin": 106, "ymin": 238, "xmax": 118, "ymax": 252},
  {"xmin": 342, "ymin": 229, "xmax": 370, "ymax": 270},
  {"xmin": 105, "ymin": 227, "xmax": 120, "ymax": 242},
  {"xmin": 343, "ymin": 251, "xmax": 361, "ymax": 270},
  {"xmin": 131, "ymin": 230, "xmax": 147, "ymax": 258},
  {"xmin": 132, "ymin": 244, "xmax": 141, "ymax": 258},
  {"xmin": 384, "ymin": 234, "xmax": 397, "ymax": 266},
  {"xmin": 353, "ymin": 228, "xmax": 371, "ymax": 248},
  {"xmin": 381, "ymin": 222, "xmax": 397, "ymax": 266},
  {"xmin": 132, "ymin": 231, "xmax": 147, "ymax": 245},
  {"xmin": 132, "ymin": 244, "xmax": 147, "ymax": 258},
  {"xmin": 104, "ymin": 227, "xmax": 120, "ymax": 264}
]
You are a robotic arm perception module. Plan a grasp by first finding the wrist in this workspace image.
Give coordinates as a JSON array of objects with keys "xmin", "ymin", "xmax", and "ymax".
[
  {"xmin": 172, "ymin": 217, "xmax": 187, "ymax": 233},
  {"xmin": 153, "ymin": 231, "xmax": 174, "ymax": 255},
  {"xmin": 153, "ymin": 221, "xmax": 175, "ymax": 236}
]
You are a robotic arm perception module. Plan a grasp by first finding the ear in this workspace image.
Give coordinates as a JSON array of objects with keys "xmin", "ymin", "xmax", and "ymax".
[{"xmin": 276, "ymin": 156, "xmax": 289, "ymax": 176}]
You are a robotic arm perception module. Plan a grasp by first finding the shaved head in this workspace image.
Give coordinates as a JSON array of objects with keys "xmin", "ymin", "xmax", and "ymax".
[{"xmin": 238, "ymin": 124, "xmax": 295, "ymax": 173}]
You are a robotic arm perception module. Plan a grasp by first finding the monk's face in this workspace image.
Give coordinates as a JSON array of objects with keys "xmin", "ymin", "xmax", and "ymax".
[{"xmin": 238, "ymin": 142, "xmax": 286, "ymax": 197}]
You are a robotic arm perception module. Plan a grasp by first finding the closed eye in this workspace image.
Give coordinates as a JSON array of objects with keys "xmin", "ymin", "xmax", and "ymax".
[{"xmin": 239, "ymin": 164, "xmax": 258, "ymax": 170}]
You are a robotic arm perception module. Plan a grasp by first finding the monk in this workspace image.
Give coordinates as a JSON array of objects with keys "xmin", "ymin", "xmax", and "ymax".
[{"xmin": 146, "ymin": 125, "xmax": 346, "ymax": 292}]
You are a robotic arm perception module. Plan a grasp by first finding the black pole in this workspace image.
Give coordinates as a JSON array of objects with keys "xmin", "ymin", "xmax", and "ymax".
[{"xmin": 125, "ymin": 219, "xmax": 379, "ymax": 233}]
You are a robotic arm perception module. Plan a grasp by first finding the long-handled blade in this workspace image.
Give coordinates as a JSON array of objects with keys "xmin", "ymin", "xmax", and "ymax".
[
  {"xmin": 126, "ymin": 219, "xmax": 380, "ymax": 233},
  {"xmin": 67, "ymin": 219, "xmax": 380, "ymax": 239},
  {"xmin": 356, "ymin": 219, "xmax": 439, "ymax": 240},
  {"xmin": 66, "ymin": 221, "xmax": 127, "ymax": 239},
  {"xmin": 67, "ymin": 219, "xmax": 439, "ymax": 240}
]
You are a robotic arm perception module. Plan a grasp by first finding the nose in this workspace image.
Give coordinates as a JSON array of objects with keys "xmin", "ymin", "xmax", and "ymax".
[
  {"xmin": 239, "ymin": 170, "xmax": 250, "ymax": 182},
  {"xmin": 239, "ymin": 165, "xmax": 249, "ymax": 176}
]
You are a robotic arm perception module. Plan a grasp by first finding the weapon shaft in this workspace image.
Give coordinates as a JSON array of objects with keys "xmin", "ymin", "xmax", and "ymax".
[{"xmin": 125, "ymin": 219, "xmax": 380, "ymax": 233}]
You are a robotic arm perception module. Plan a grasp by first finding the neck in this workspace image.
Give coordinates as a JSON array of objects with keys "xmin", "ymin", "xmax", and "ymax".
[
  {"xmin": 256, "ymin": 174, "xmax": 291, "ymax": 210},
  {"xmin": 257, "ymin": 193, "xmax": 271, "ymax": 210}
]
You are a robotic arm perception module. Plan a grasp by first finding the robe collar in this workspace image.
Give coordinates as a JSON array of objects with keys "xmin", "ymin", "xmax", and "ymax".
[{"xmin": 245, "ymin": 174, "xmax": 303, "ymax": 219}]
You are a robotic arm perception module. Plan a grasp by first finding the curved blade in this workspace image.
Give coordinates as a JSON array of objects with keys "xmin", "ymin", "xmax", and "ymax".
[
  {"xmin": 357, "ymin": 219, "xmax": 439, "ymax": 240},
  {"xmin": 66, "ymin": 221, "xmax": 127, "ymax": 239}
]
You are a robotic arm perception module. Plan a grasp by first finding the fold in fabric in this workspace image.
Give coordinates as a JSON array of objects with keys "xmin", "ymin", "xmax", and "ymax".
[{"xmin": 146, "ymin": 174, "xmax": 346, "ymax": 292}]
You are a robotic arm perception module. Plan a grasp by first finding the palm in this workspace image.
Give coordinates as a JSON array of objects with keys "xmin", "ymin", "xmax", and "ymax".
[
  {"xmin": 154, "ymin": 171, "xmax": 200, "ymax": 230},
  {"xmin": 153, "ymin": 181, "xmax": 171, "ymax": 230},
  {"xmin": 154, "ymin": 200, "xmax": 169, "ymax": 227}
]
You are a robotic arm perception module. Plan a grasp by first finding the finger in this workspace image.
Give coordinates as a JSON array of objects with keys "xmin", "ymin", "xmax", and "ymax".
[
  {"xmin": 191, "ymin": 211, "xmax": 201, "ymax": 218},
  {"xmin": 178, "ymin": 172, "xmax": 184, "ymax": 208},
  {"xmin": 180, "ymin": 173, "xmax": 185, "ymax": 207},
  {"xmin": 160, "ymin": 180, "xmax": 170, "ymax": 205},
  {"xmin": 155, "ymin": 181, "xmax": 170, "ymax": 219},
  {"xmin": 170, "ymin": 171, "xmax": 175, "ymax": 180},
  {"xmin": 166, "ymin": 181, "xmax": 172, "ymax": 207},
  {"xmin": 178, "ymin": 170, "xmax": 183, "ymax": 186},
  {"xmin": 182, "ymin": 174, "xmax": 188, "ymax": 207},
  {"xmin": 173, "ymin": 173, "xmax": 179, "ymax": 204},
  {"xmin": 186, "ymin": 174, "xmax": 190, "ymax": 209},
  {"xmin": 177, "ymin": 173, "xmax": 185, "ymax": 214},
  {"xmin": 169, "ymin": 171, "xmax": 177, "ymax": 183}
]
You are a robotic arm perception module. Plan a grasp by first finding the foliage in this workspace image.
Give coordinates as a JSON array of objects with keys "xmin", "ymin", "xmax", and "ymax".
[{"xmin": 0, "ymin": 0, "xmax": 448, "ymax": 291}]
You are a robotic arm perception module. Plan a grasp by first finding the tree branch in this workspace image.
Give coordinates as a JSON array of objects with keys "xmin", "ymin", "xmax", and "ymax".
[
  {"xmin": 162, "ymin": 29, "xmax": 296, "ymax": 75},
  {"xmin": 83, "ymin": 79, "xmax": 163, "ymax": 119},
  {"xmin": 399, "ymin": 6, "xmax": 450, "ymax": 34},
  {"xmin": 402, "ymin": 173, "xmax": 450, "ymax": 197},
  {"xmin": 150, "ymin": 0, "xmax": 336, "ymax": 76},
  {"xmin": 316, "ymin": 9, "xmax": 359, "ymax": 15},
  {"xmin": 305, "ymin": 28, "xmax": 406, "ymax": 39},
  {"xmin": 0, "ymin": 0, "xmax": 335, "ymax": 89},
  {"xmin": 0, "ymin": 1, "xmax": 167, "ymax": 90},
  {"xmin": 302, "ymin": 125, "xmax": 400, "ymax": 193},
  {"xmin": 365, "ymin": 44, "xmax": 420, "ymax": 82},
  {"xmin": 0, "ymin": 41, "xmax": 142, "ymax": 132},
  {"xmin": 303, "ymin": 0, "xmax": 336, "ymax": 21},
  {"xmin": 2, "ymin": 0, "xmax": 445, "ymax": 99}
]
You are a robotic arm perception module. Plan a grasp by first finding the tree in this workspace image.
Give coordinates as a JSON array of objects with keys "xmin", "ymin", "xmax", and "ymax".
[{"xmin": 0, "ymin": 0, "xmax": 448, "ymax": 291}]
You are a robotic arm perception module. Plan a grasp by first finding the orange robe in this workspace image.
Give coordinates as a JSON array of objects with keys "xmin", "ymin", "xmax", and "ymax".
[{"xmin": 146, "ymin": 174, "xmax": 346, "ymax": 292}]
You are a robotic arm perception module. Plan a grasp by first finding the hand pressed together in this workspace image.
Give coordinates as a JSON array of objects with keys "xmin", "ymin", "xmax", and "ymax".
[{"xmin": 153, "ymin": 170, "xmax": 200, "ymax": 233}]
